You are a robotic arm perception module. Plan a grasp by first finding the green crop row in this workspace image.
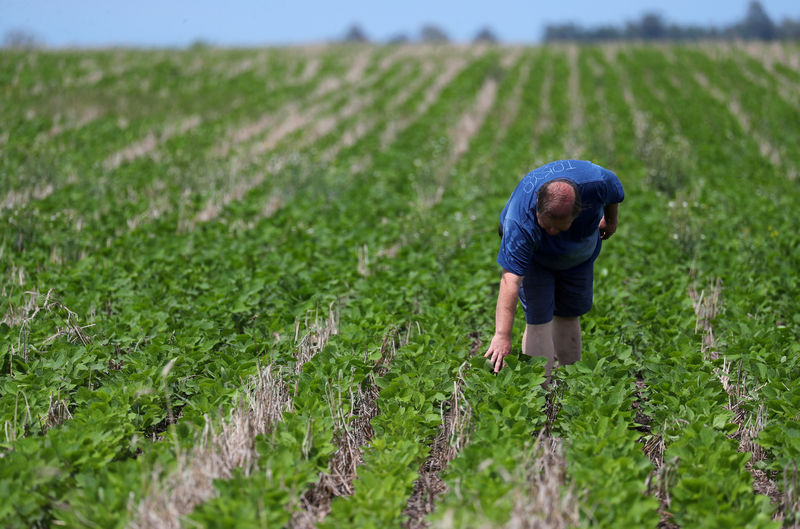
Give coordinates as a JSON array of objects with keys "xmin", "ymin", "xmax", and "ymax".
[
  {"xmin": 190, "ymin": 49, "xmax": 509, "ymax": 528},
  {"xmin": 611, "ymin": 45, "xmax": 792, "ymax": 527},
  {"xmin": 671, "ymin": 46, "xmax": 800, "ymax": 523}
]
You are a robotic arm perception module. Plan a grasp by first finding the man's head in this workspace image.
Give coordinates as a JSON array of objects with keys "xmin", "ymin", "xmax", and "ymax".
[{"xmin": 536, "ymin": 179, "xmax": 581, "ymax": 236}]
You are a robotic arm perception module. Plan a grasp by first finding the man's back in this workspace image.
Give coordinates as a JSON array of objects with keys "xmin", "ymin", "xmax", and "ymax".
[{"xmin": 498, "ymin": 160, "xmax": 624, "ymax": 273}]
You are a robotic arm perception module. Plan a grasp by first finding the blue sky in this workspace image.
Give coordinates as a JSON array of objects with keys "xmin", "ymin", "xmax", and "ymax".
[{"xmin": 2, "ymin": 0, "xmax": 799, "ymax": 47}]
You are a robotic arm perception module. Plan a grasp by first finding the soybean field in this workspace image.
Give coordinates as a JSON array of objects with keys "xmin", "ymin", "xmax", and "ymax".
[{"xmin": 1, "ymin": 43, "xmax": 800, "ymax": 528}]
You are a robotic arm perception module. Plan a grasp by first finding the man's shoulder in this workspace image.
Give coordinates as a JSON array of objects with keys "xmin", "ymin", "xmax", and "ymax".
[
  {"xmin": 508, "ymin": 160, "xmax": 619, "ymax": 210},
  {"xmin": 525, "ymin": 160, "xmax": 608, "ymax": 188}
]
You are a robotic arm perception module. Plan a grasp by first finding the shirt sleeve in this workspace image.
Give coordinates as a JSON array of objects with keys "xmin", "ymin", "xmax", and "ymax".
[
  {"xmin": 600, "ymin": 168, "xmax": 625, "ymax": 204},
  {"xmin": 497, "ymin": 219, "xmax": 535, "ymax": 276}
]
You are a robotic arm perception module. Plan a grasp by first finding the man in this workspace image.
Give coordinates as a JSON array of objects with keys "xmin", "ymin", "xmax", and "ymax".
[{"xmin": 484, "ymin": 159, "xmax": 624, "ymax": 376}]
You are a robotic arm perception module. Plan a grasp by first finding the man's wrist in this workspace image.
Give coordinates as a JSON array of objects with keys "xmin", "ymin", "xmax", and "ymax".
[
  {"xmin": 494, "ymin": 330, "xmax": 512, "ymax": 340},
  {"xmin": 603, "ymin": 204, "xmax": 619, "ymax": 223}
]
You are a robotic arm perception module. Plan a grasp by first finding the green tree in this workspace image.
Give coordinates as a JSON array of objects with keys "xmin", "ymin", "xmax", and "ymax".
[
  {"xmin": 3, "ymin": 29, "xmax": 40, "ymax": 49},
  {"xmin": 640, "ymin": 13, "xmax": 666, "ymax": 40},
  {"xmin": 473, "ymin": 26, "xmax": 498, "ymax": 44},
  {"xmin": 343, "ymin": 24, "xmax": 369, "ymax": 43},
  {"xmin": 740, "ymin": 1, "xmax": 776, "ymax": 40},
  {"xmin": 777, "ymin": 17, "xmax": 800, "ymax": 39},
  {"xmin": 420, "ymin": 24, "xmax": 449, "ymax": 43}
]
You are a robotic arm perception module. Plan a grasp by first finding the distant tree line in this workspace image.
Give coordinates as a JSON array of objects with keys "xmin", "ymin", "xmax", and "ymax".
[
  {"xmin": 342, "ymin": 23, "xmax": 498, "ymax": 44},
  {"xmin": 342, "ymin": 2, "xmax": 798, "ymax": 45},
  {"xmin": 544, "ymin": 2, "xmax": 800, "ymax": 42},
  {"xmin": 3, "ymin": 29, "xmax": 42, "ymax": 49}
]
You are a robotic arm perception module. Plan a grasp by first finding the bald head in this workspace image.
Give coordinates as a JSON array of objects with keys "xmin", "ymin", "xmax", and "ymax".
[{"xmin": 537, "ymin": 179, "xmax": 581, "ymax": 220}]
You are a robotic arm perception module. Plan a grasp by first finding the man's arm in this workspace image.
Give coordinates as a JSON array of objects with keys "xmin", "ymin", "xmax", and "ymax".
[
  {"xmin": 599, "ymin": 202, "xmax": 619, "ymax": 240},
  {"xmin": 484, "ymin": 269, "xmax": 523, "ymax": 373}
]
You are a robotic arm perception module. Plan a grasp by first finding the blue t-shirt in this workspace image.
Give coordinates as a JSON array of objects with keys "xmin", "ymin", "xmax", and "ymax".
[{"xmin": 497, "ymin": 160, "xmax": 624, "ymax": 274}]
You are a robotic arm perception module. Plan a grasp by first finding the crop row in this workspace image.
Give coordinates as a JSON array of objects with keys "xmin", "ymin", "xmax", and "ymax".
[
  {"xmin": 606, "ymin": 45, "xmax": 795, "ymax": 527},
  {"xmin": 186, "ymin": 49, "xmax": 513, "ymax": 528}
]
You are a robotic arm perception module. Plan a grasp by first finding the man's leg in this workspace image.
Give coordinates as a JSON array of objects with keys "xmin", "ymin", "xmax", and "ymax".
[
  {"xmin": 522, "ymin": 322, "xmax": 555, "ymax": 376},
  {"xmin": 553, "ymin": 315, "xmax": 581, "ymax": 365},
  {"xmin": 518, "ymin": 261, "xmax": 556, "ymax": 380},
  {"xmin": 552, "ymin": 245, "xmax": 596, "ymax": 366}
]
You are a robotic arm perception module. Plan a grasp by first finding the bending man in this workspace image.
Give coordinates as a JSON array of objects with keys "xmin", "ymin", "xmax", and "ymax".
[{"xmin": 484, "ymin": 160, "xmax": 624, "ymax": 376}]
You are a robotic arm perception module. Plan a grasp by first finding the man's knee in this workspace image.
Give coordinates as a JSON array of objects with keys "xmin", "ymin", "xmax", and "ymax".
[
  {"xmin": 525, "ymin": 321, "xmax": 552, "ymax": 336},
  {"xmin": 522, "ymin": 322, "xmax": 553, "ymax": 355}
]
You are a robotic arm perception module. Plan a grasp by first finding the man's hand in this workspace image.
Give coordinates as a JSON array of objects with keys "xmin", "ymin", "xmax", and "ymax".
[
  {"xmin": 484, "ymin": 333, "xmax": 512, "ymax": 373},
  {"xmin": 487, "ymin": 269, "xmax": 522, "ymax": 373},
  {"xmin": 599, "ymin": 203, "xmax": 619, "ymax": 240},
  {"xmin": 599, "ymin": 215, "xmax": 617, "ymax": 240}
]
